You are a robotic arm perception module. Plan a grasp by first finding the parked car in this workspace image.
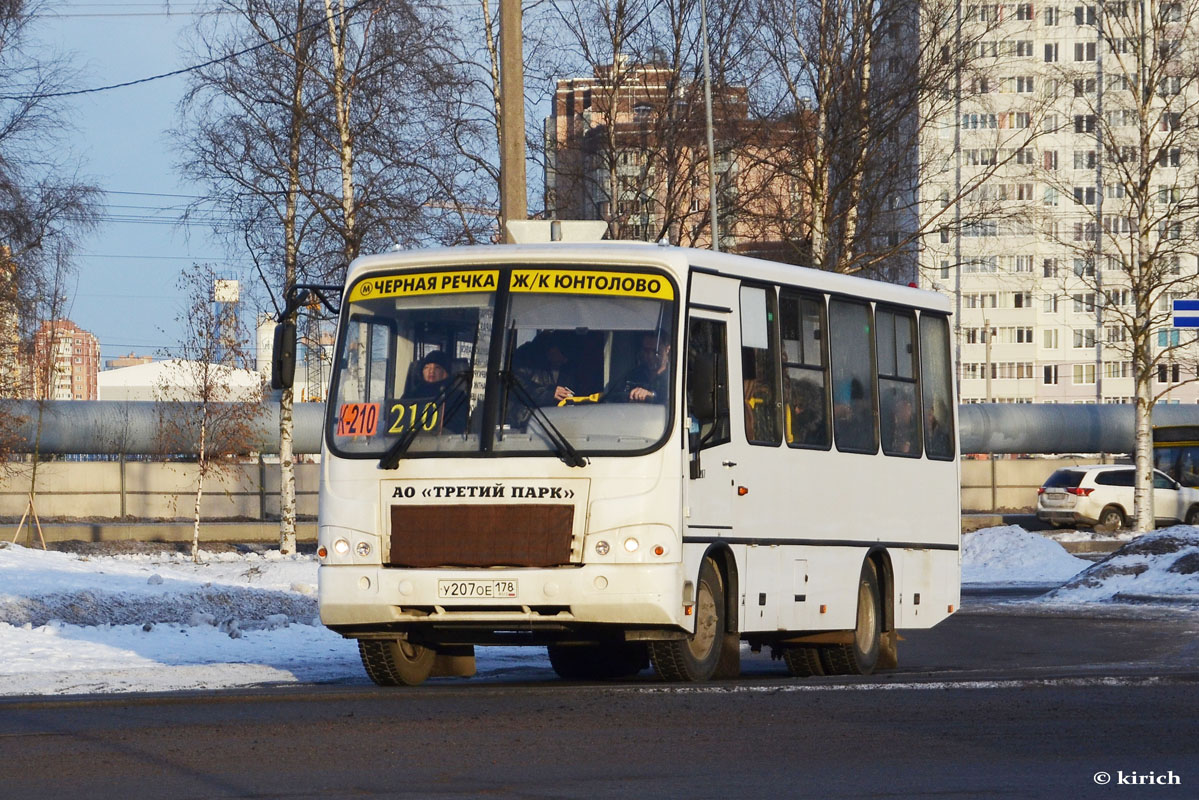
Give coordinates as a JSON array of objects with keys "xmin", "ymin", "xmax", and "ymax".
[{"xmin": 1036, "ymin": 464, "xmax": 1199, "ymax": 529}]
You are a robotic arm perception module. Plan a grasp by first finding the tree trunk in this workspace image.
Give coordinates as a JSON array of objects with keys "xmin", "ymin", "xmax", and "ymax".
[
  {"xmin": 193, "ymin": 415, "xmax": 208, "ymax": 564},
  {"xmin": 278, "ymin": 6, "xmax": 308, "ymax": 557},
  {"xmin": 1133, "ymin": 326, "xmax": 1154, "ymax": 533},
  {"xmin": 279, "ymin": 387, "xmax": 297, "ymax": 555}
]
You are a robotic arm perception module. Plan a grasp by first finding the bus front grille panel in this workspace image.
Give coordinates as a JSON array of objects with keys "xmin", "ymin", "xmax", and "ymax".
[{"xmin": 388, "ymin": 504, "xmax": 575, "ymax": 567}]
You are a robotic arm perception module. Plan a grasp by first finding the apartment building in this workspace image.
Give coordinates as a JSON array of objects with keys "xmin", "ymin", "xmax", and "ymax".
[
  {"xmin": 920, "ymin": 2, "xmax": 1199, "ymax": 405},
  {"xmin": 545, "ymin": 59, "xmax": 810, "ymax": 258},
  {"xmin": 33, "ymin": 319, "xmax": 101, "ymax": 400}
]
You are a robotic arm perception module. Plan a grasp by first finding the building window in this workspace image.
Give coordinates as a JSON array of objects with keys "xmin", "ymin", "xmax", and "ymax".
[
  {"xmin": 1073, "ymin": 363, "xmax": 1096, "ymax": 384},
  {"xmin": 1073, "ymin": 329, "xmax": 1097, "ymax": 348},
  {"xmin": 1045, "ymin": 6, "xmax": 1060, "ymax": 25},
  {"xmin": 1044, "ymin": 329, "xmax": 1060, "ymax": 349},
  {"xmin": 1044, "ymin": 365, "xmax": 1059, "ymax": 384},
  {"xmin": 1158, "ymin": 363, "xmax": 1182, "ymax": 383},
  {"xmin": 1044, "ymin": 42, "xmax": 1059, "ymax": 62}
]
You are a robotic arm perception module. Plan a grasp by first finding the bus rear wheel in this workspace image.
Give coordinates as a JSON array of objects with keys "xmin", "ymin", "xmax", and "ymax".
[
  {"xmin": 649, "ymin": 557, "xmax": 726, "ymax": 682},
  {"xmin": 358, "ymin": 638, "xmax": 436, "ymax": 686},
  {"xmin": 820, "ymin": 560, "xmax": 882, "ymax": 676},
  {"xmin": 781, "ymin": 645, "xmax": 825, "ymax": 678},
  {"xmin": 547, "ymin": 643, "xmax": 648, "ymax": 681}
]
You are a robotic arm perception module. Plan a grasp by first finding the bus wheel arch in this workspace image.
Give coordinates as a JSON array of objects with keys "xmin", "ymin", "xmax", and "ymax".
[
  {"xmin": 867, "ymin": 548, "xmax": 898, "ymax": 670},
  {"xmin": 650, "ymin": 554, "xmax": 731, "ymax": 681},
  {"xmin": 701, "ymin": 544, "xmax": 742, "ymax": 679},
  {"xmin": 819, "ymin": 557, "xmax": 883, "ymax": 676}
]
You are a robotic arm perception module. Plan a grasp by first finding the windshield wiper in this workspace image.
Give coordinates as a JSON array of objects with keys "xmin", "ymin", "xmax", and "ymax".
[
  {"xmin": 500, "ymin": 370, "xmax": 588, "ymax": 469},
  {"xmin": 378, "ymin": 371, "xmax": 471, "ymax": 470}
]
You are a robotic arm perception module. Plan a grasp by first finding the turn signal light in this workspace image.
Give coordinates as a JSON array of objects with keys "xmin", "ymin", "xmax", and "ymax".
[{"xmin": 317, "ymin": 546, "xmax": 328, "ymax": 558}]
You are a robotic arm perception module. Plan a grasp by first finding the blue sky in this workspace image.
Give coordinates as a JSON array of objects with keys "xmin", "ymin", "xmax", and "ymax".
[{"xmin": 38, "ymin": 3, "xmax": 246, "ymax": 363}]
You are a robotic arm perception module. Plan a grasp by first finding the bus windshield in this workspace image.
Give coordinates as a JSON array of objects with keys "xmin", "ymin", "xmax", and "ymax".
[{"xmin": 327, "ymin": 265, "xmax": 677, "ymax": 459}]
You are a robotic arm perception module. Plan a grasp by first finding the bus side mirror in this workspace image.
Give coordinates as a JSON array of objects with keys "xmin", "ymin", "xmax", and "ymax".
[{"xmin": 271, "ymin": 319, "xmax": 297, "ymax": 390}]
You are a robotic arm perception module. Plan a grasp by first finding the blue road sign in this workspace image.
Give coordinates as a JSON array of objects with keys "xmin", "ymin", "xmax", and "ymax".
[{"xmin": 1174, "ymin": 299, "xmax": 1199, "ymax": 327}]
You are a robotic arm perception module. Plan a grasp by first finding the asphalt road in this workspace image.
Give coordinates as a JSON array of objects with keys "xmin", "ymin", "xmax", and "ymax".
[{"xmin": 2, "ymin": 606, "xmax": 1197, "ymax": 800}]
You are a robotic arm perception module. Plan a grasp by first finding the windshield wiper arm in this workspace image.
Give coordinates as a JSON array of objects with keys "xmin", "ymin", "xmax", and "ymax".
[
  {"xmin": 501, "ymin": 370, "xmax": 588, "ymax": 468},
  {"xmin": 378, "ymin": 371, "xmax": 470, "ymax": 470}
]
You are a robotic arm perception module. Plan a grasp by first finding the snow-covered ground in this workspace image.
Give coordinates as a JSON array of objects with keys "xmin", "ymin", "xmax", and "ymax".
[{"xmin": 2, "ymin": 525, "xmax": 1197, "ymax": 697}]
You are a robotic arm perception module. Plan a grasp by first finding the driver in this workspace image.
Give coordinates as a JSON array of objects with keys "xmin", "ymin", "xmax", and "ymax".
[{"xmin": 400, "ymin": 350, "xmax": 467, "ymax": 434}]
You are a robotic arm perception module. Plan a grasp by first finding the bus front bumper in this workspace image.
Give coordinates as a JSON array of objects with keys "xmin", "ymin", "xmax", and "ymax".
[{"xmin": 318, "ymin": 562, "xmax": 687, "ymax": 635}]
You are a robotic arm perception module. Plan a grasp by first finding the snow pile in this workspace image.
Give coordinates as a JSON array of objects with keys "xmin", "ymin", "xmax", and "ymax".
[
  {"xmin": 0, "ymin": 542, "xmax": 549, "ymax": 696},
  {"xmin": 0, "ymin": 542, "xmax": 318, "ymax": 627},
  {"xmin": 962, "ymin": 526, "xmax": 1090, "ymax": 585},
  {"xmin": 1044, "ymin": 526, "xmax": 1199, "ymax": 604}
]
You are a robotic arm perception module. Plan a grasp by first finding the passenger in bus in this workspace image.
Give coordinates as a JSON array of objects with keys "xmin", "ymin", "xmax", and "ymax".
[
  {"xmin": 400, "ymin": 350, "xmax": 467, "ymax": 434},
  {"xmin": 513, "ymin": 332, "xmax": 579, "ymax": 406},
  {"xmin": 611, "ymin": 333, "xmax": 671, "ymax": 402},
  {"xmin": 787, "ymin": 378, "xmax": 826, "ymax": 446},
  {"xmin": 885, "ymin": 389, "xmax": 918, "ymax": 455},
  {"xmin": 925, "ymin": 397, "xmax": 953, "ymax": 456}
]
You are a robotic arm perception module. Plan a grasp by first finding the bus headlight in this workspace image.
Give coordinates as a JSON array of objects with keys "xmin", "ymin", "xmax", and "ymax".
[
  {"xmin": 595, "ymin": 540, "xmax": 610, "ymax": 556},
  {"xmin": 355, "ymin": 541, "xmax": 372, "ymax": 558},
  {"xmin": 333, "ymin": 538, "xmax": 351, "ymax": 556},
  {"xmin": 623, "ymin": 537, "xmax": 639, "ymax": 553}
]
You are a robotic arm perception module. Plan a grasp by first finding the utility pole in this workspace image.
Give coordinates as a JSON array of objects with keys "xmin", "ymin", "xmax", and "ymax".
[
  {"xmin": 499, "ymin": 0, "xmax": 527, "ymax": 242},
  {"xmin": 698, "ymin": 0, "xmax": 719, "ymax": 251}
]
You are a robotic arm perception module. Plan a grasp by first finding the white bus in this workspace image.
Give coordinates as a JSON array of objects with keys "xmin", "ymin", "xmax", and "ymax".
[{"xmin": 303, "ymin": 241, "xmax": 960, "ymax": 684}]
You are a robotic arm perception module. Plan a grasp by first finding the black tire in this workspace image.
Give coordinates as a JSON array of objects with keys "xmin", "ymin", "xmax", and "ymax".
[
  {"xmin": 547, "ymin": 643, "xmax": 648, "ymax": 681},
  {"xmin": 649, "ymin": 557, "xmax": 726, "ymax": 681},
  {"xmin": 358, "ymin": 638, "xmax": 436, "ymax": 686},
  {"xmin": 1098, "ymin": 505, "xmax": 1126, "ymax": 530},
  {"xmin": 1185, "ymin": 506, "xmax": 1199, "ymax": 526},
  {"xmin": 820, "ymin": 560, "xmax": 882, "ymax": 676},
  {"xmin": 782, "ymin": 645, "xmax": 826, "ymax": 678}
]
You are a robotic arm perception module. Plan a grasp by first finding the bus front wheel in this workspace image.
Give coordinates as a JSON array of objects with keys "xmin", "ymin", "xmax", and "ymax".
[
  {"xmin": 358, "ymin": 638, "xmax": 436, "ymax": 686},
  {"xmin": 820, "ymin": 559, "xmax": 882, "ymax": 676},
  {"xmin": 649, "ymin": 557, "xmax": 727, "ymax": 682}
]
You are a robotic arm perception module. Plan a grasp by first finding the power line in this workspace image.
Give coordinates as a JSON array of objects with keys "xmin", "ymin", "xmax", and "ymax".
[{"xmin": 3, "ymin": 0, "xmax": 377, "ymax": 101}]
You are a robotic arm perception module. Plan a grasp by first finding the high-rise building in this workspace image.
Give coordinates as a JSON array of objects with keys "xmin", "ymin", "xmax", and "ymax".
[
  {"xmin": 919, "ymin": 4, "xmax": 1199, "ymax": 405},
  {"xmin": 33, "ymin": 320, "xmax": 101, "ymax": 400}
]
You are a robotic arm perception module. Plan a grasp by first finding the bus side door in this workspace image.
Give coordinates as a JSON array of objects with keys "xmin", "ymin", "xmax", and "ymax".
[{"xmin": 684, "ymin": 308, "xmax": 735, "ymax": 535}]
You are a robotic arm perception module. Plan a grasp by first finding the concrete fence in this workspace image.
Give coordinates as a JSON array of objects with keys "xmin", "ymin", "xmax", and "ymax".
[
  {"xmin": 0, "ymin": 460, "xmax": 320, "ymax": 521},
  {"xmin": 0, "ymin": 456, "xmax": 1108, "ymax": 521}
]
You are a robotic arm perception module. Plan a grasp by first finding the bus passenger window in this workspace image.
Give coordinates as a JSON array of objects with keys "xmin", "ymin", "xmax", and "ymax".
[
  {"xmin": 740, "ymin": 284, "xmax": 780, "ymax": 444},
  {"xmin": 780, "ymin": 291, "xmax": 829, "ymax": 448},
  {"xmin": 687, "ymin": 318, "xmax": 730, "ymax": 449},
  {"xmin": 919, "ymin": 314, "xmax": 955, "ymax": 460},
  {"xmin": 877, "ymin": 308, "xmax": 921, "ymax": 457},
  {"xmin": 829, "ymin": 299, "xmax": 878, "ymax": 454}
]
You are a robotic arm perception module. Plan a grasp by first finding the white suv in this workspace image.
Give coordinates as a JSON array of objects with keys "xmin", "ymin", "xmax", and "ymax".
[{"xmin": 1036, "ymin": 464, "xmax": 1199, "ymax": 529}]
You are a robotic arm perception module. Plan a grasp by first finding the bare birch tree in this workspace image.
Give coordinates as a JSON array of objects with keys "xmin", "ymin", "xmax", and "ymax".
[
  {"xmin": 178, "ymin": 0, "xmax": 324, "ymax": 555},
  {"xmin": 741, "ymin": 0, "xmax": 1039, "ymax": 278},
  {"xmin": 0, "ymin": 0, "xmax": 100, "ymax": 511},
  {"xmin": 1032, "ymin": 1, "xmax": 1199, "ymax": 531},
  {"xmin": 157, "ymin": 265, "xmax": 264, "ymax": 563}
]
